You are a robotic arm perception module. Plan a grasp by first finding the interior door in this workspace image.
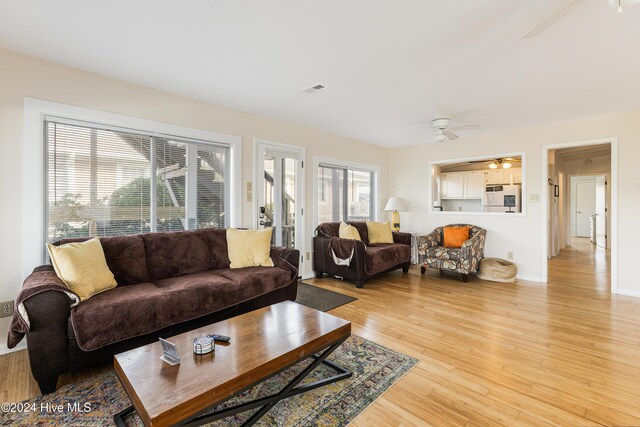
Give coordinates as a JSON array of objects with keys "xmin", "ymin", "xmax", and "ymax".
[
  {"xmin": 595, "ymin": 175, "xmax": 607, "ymax": 248},
  {"xmin": 256, "ymin": 143, "xmax": 303, "ymax": 251},
  {"xmin": 575, "ymin": 181, "xmax": 596, "ymax": 237}
]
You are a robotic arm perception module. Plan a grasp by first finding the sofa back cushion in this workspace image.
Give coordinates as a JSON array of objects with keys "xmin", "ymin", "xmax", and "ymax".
[
  {"xmin": 143, "ymin": 230, "xmax": 217, "ymax": 281},
  {"xmin": 316, "ymin": 221, "xmax": 370, "ymax": 244},
  {"xmin": 59, "ymin": 235, "xmax": 150, "ymax": 285}
]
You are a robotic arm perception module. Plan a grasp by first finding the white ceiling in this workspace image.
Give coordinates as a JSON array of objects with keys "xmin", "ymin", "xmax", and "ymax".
[{"xmin": 1, "ymin": 0, "xmax": 639, "ymax": 148}]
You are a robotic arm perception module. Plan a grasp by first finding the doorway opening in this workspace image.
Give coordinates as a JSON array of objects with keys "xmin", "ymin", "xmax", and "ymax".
[
  {"xmin": 543, "ymin": 140, "xmax": 615, "ymax": 293},
  {"xmin": 254, "ymin": 140, "xmax": 305, "ymax": 273}
]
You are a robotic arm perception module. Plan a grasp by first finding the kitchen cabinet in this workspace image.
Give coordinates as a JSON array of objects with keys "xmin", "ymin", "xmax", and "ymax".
[
  {"xmin": 466, "ymin": 171, "xmax": 484, "ymax": 198},
  {"xmin": 484, "ymin": 168, "xmax": 522, "ymax": 185},
  {"xmin": 441, "ymin": 171, "xmax": 484, "ymax": 199},
  {"xmin": 441, "ymin": 173, "xmax": 464, "ymax": 199}
]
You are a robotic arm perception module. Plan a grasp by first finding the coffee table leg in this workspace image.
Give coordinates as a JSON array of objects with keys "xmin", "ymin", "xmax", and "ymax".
[
  {"xmin": 183, "ymin": 337, "xmax": 352, "ymax": 426},
  {"xmin": 114, "ymin": 405, "xmax": 135, "ymax": 427}
]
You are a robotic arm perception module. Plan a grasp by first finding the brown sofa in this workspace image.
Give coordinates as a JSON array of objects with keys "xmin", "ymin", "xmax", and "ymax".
[
  {"xmin": 313, "ymin": 222, "xmax": 411, "ymax": 288},
  {"xmin": 8, "ymin": 228, "xmax": 299, "ymax": 393}
]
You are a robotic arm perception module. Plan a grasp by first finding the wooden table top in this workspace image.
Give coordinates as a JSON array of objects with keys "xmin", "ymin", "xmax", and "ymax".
[{"xmin": 114, "ymin": 301, "xmax": 351, "ymax": 427}]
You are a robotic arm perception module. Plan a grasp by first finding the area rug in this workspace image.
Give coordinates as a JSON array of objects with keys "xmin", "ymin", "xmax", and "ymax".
[
  {"xmin": 1, "ymin": 335, "xmax": 417, "ymax": 426},
  {"xmin": 295, "ymin": 282, "xmax": 357, "ymax": 312}
]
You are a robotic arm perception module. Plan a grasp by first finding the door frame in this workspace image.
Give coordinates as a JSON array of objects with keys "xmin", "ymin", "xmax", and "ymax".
[
  {"xmin": 253, "ymin": 138, "xmax": 306, "ymax": 274},
  {"xmin": 541, "ymin": 138, "xmax": 618, "ymax": 293}
]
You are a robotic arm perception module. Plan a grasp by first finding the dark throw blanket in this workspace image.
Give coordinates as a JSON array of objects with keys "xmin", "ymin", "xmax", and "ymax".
[{"xmin": 7, "ymin": 265, "xmax": 79, "ymax": 349}]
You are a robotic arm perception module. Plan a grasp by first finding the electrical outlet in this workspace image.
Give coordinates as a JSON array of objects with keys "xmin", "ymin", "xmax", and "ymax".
[
  {"xmin": 1, "ymin": 300, "xmax": 14, "ymax": 318},
  {"xmin": 506, "ymin": 251, "xmax": 514, "ymax": 260}
]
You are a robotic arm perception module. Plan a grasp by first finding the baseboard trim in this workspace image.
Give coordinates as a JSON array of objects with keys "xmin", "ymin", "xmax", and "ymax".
[
  {"xmin": 516, "ymin": 275, "xmax": 544, "ymax": 283},
  {"xmin": 301, "ymin": 272, "xmax": 315, "ymax": 280},
  {"xmin": 0, "ymin": 341, "xmax": 27, "ymax": 356},
  {"xmin": 615, "ymin": 289, "xmax": 640, "ymax": 298}
]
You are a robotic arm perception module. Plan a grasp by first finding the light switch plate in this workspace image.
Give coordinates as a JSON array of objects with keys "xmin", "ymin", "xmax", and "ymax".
[{"xmin": 529, "ymin": 194, "xmax": 540, "ymax": 203}]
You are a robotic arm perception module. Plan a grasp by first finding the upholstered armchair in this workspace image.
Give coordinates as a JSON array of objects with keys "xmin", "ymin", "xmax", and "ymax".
[{"xmin": 417, "ymin": 224, "xmax": 486, "ymax": 282}]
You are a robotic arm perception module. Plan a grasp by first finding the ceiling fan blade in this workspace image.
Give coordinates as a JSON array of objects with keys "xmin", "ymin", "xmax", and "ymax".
[
  {"xmin": 523, "ymin": 0, "xmax": 586, "ymax": 39},
  {"xmin": 449, "ymin": 124, "xmax": 480, "ymax": 131},
  {"xmin": 445, "ymin": 130, "xmax": 459, "ymax": 140}
]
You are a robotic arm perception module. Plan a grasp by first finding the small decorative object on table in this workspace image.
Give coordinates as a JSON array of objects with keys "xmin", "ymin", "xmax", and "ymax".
[
  {"xmin": 193, "ymin": 336, "xmax": 215, "ymax": 355},
  {"xmin": 159, "ymin": 338, "xmax": 180, "ymax": 365}
]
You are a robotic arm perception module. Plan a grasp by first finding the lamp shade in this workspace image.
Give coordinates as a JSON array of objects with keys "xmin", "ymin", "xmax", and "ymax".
[{"xmin": 384, "ymin": 197, "xmax": 408, "ymax": 212}]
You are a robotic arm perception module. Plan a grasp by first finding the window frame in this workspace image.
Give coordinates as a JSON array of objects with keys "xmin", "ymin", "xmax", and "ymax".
[
  {"xmin": 313, "ymin": 156, "xmax": 380, "ymax": 226},
  {"xmin": 23, "ymin": 98, "xmax": 241, "ymax": 270}
]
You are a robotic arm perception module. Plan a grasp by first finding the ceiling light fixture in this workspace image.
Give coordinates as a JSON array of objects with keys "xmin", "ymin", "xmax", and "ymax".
[
  {"xmin": 434, "ymin": 133, "xmax": 447, "ymax": 144},
  {"xmin": 618, "ymin": 0, "xmax": 623, "ymax": 13},
  {"xmin": 502, "ymin": 161, "xmax": 512, "ymax": 169},
  {"xmin": 489, "ymin": 162, "xmax": 498, "ymax": 169}
]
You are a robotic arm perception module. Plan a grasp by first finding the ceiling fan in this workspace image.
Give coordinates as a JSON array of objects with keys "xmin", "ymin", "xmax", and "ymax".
[
  {"xmin": 431, "ymin": 118, "xmax": 479, "ymax": 143},
  {"xmin": 468, "ymin": 157, "xmax": 522, "ymax": 169},
  {"xmin": 523, "ymin": 0, "xmax": 640, "ymax": 39}
]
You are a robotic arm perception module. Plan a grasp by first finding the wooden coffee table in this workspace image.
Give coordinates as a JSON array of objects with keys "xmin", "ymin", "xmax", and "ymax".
[{"xmin": 113, "ymin": 301, "xmax": 352, "ymax": 426}]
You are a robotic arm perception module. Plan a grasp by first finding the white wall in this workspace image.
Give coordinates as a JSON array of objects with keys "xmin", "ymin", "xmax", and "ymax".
[
  {"xmin": 389, "ymin": 110, "xmax": 639, "ymax": 295},
  {"xmin": 0, "ymin": 48, "xmax": 390, "ymax": 353}
]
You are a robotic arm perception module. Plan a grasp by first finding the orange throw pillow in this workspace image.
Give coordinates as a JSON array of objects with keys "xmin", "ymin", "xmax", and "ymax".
[{"xmin": 443, "ymin": 226, "xmax": 470, "ymax": 248}]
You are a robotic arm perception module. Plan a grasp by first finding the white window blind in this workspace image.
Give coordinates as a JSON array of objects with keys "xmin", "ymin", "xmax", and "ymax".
[
  {"xmin": 45, "ymin": 118, "xmax": 230, "ymax": 243},
  {"xmin": 317, "ymin": 163, "xmax": 375, "ymax": 223}
]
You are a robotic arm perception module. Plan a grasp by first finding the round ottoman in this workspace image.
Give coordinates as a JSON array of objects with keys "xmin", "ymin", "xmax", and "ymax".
[{"xmin": 477, "ymin": 258, "xmax": 517, "ymax": 283}]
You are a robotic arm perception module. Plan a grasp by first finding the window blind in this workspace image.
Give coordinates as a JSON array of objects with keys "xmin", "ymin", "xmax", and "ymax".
[{"xmin": 45, "ymin": 118, "xmax": 231, "ymax": 244}]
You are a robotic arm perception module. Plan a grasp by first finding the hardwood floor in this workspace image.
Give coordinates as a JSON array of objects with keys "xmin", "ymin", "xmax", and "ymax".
[{"xmin": 2, "ymin": 239, "xmax": 639, "ymax": 426}]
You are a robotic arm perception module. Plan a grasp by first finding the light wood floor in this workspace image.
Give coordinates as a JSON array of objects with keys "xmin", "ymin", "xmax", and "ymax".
[{"xmin": 3, "ymin": 239, "xmax": 640, "ymax": 426}]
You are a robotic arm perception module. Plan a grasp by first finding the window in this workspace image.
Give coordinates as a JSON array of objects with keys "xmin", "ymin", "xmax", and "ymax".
[
  {"xmin": 45, "ymin": 117, "xmax": 230, "ymax": 243},
  {"xmin": 317, "ymin": 163, "xmax": 375, "ymax": 223}
]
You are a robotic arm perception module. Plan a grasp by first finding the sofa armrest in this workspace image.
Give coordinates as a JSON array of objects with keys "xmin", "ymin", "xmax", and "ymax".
[
  {"xmin": 23, "ymin": 288, "xmax": 72, "ymax": 392},
  {"xmin": 270, "ymin": 246, "xmax": 300, "ymax": 272},
  {"xmin": 461, "ymin": 229, "xmax": 486, "ymax": 260},
  {"xmin": 393, "ymin": 231, "xmax": 412, "ymax": 246}
]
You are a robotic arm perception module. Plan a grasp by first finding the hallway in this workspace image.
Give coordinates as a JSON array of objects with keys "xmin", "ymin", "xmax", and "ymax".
[{"xmin": 548, "ymin": 237, "xmax": 610, "ymax": 294}]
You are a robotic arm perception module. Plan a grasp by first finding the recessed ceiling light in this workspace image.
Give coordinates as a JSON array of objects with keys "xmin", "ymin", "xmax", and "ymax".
[{"xmin": 301, "ymin": 83, "xmax": 327, "ymax": 94}]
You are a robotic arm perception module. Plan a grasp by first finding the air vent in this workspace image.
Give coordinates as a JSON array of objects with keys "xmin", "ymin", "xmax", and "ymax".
[{"xmin": 301, "ymin": 83, "xmax": 327, "ymax": 94}]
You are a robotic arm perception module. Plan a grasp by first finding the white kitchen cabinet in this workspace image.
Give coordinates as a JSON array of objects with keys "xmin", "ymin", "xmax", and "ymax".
[
  {"xmin": 441, "ymin": 171, "xmax": 483, "ymax": 199},
  {"xmin": 510, "ymin": 168, "xmax": 522, "ymax": 183},
  {"xmin": 441, "ymin": 173, "xmax": 464, "ymax": 199},
  {"xmin": 466, "ymin": 171, "xmax": 484, "ymax": 198},
  {"xmin": 484, "ymin": 168, "xmax": 522, "ymax": 185}
]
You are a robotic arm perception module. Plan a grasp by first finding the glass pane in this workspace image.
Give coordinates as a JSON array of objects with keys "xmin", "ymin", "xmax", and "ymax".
[
  {"xmin": 263, "ymin": 156, "xmax": 275, "ymax": 235},
  {"xmin": 156, "ymin": 140, "xmax": 186, "ymax": 232},
  {"xmin": 317, "ymin": 166, "xmax": 344, "ymax": 223},
  {"xmin": 281, "ymin": 158, "xmax": 296, "ymax": 248},
  {"xmin": 196, "ymin": 144, "xmax": 229, "ymax": 229},
  {"xmin": 46, "ymin": 122, "xmax": 152, "ymax": 242},
  {"xmin": 347, "ymin": 170, "xmax": 372, "ymax": 221}
]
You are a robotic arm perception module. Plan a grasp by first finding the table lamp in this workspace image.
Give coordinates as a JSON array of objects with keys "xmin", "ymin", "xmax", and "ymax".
[{"xmin": 384, "ymin": 197, "xmax": 408, "ymax": 232}]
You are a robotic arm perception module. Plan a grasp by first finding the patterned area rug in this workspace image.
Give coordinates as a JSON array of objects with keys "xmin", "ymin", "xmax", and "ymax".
[{"xmin": 1, "ymin": 335, "xmax": 417, "ymax": 426}]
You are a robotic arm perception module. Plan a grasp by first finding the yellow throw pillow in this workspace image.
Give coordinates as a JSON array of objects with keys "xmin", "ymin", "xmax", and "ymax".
[
  {"xmin": 47, "ymin": 238, "xmax": 117, "ymax": 301},
  {"xmin": 339, "ymin": 222, "xmax": 361, "ymax": 240},
  {"xmin": 366, "ymin": 221, "xmax": 394, "ymax": 244},
  {"xmin": 226, "ymin": 228, "xmax": 275, "ymax": 269}
]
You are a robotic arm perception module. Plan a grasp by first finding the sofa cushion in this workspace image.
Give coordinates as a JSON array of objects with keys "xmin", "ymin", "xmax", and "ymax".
[
  {"xmin": 142, "ymin": 230, "xmax": 214, "ymax": 281},
  {"xmin": 216, "ymin": 266, "xmax": 292, "ymax": 295},
  {"xmin": 348, "ymin": 222, "xmax": 370, "ymax": 244},
  {"xmin": 364, "ymin": 243, "xmax": 411, "ymax": 276},
  {"xmin": 59, "ymin": 235, "xmax": 150, "ymax": 285},
  {"xmin": 70, "ymin": 266, "xmax": 293, "ymax": 351},
  {"xmin": 47, "ymin": 238, "xmax": 117, "ymax": 301},
  {"xmin": 425, "ymin": 246, "xmax": 462, "ymax": 261}
]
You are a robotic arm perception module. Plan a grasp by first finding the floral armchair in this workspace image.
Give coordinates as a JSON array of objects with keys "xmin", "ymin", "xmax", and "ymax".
[{"xmin": 417, "ymin": 224, "xmax": 486, "ymax": 282}]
